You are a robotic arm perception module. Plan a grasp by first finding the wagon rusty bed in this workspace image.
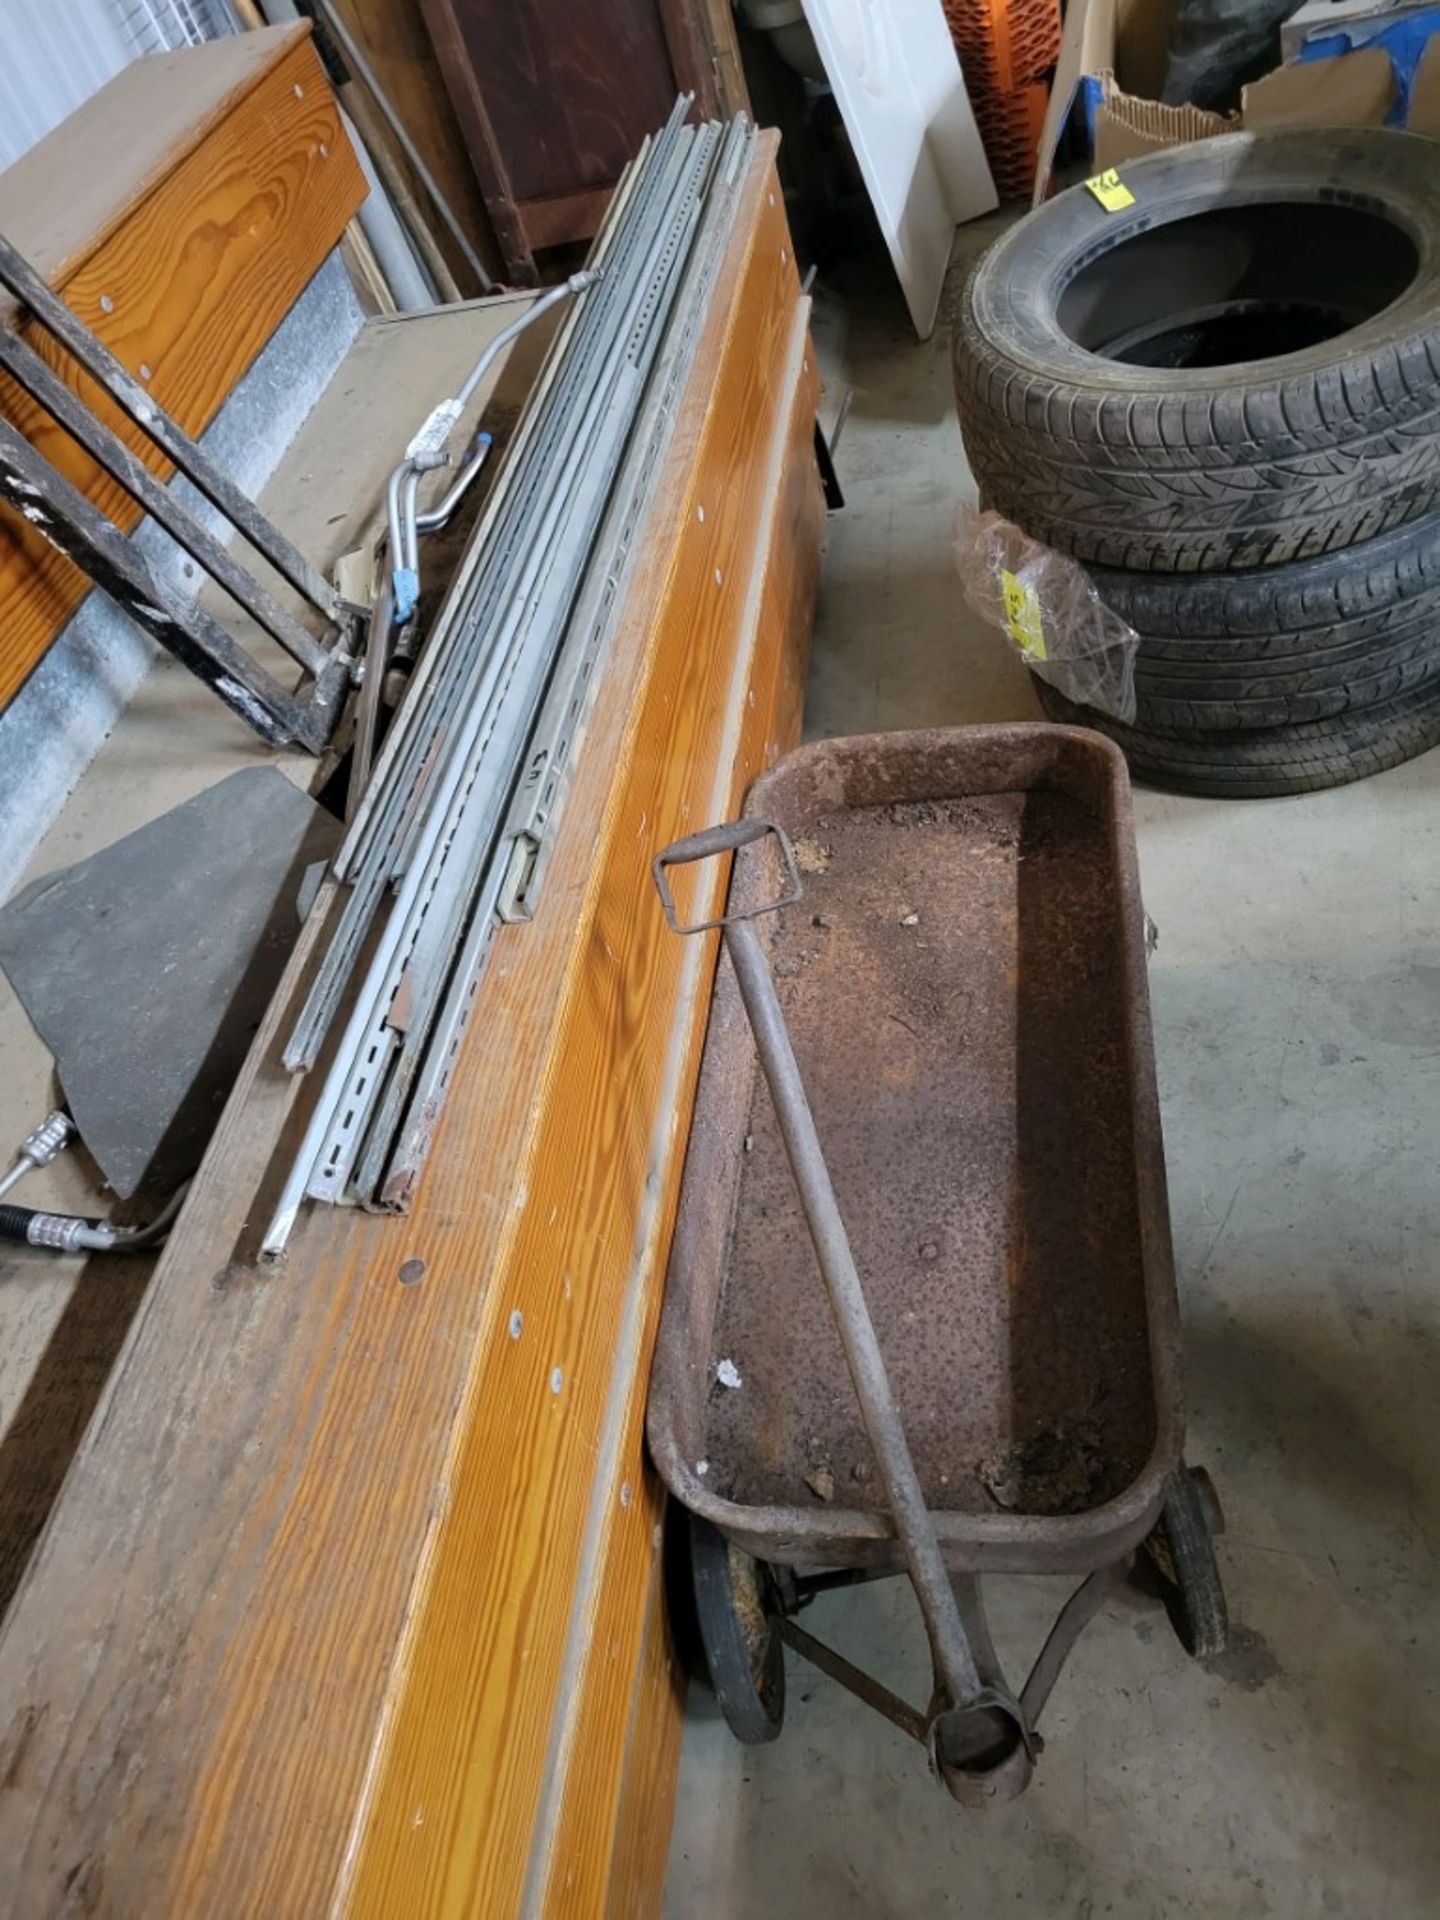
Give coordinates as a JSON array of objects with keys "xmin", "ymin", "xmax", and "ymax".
[{"xmin": 647, "ymin": 726, "xmax": 1225, "ymax": 1800}]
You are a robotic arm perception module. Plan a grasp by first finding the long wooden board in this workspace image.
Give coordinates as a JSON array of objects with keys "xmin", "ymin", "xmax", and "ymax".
[
  {"xmin": 0, "ymin": 140, "xmax": 820, "ymax": 1917},
  {"xmin": 537, "ymin": 323, "xmax": 822, "ymax": 1920},
  {"xmin": 0, "ymin": 25, "xmax": 364, "ymax": 710}
]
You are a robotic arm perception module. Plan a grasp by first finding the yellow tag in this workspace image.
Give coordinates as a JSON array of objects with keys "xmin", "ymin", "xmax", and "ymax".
[
  {"xmin": 1085, "ymin": 168, "xmax": 1135, "ymax": 212},
  {"xmin": 1001, "ymin": 569, "xmax": 1047, "ymax": 661}
]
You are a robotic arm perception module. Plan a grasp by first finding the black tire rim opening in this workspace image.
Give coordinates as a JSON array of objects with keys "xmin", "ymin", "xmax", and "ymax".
[{"xmin": 1056, "ymin": 199, "xmax": 1420, "ymax": 370}]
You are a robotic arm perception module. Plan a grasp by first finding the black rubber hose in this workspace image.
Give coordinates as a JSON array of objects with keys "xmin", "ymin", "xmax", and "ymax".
[
  {"xmin": 0, "ymin": 1205, "xmax": 33, "ymax": 1242},
  {"xmin": 0, "ymin": 1204, "xmax": 102, "ymax": 1244}
]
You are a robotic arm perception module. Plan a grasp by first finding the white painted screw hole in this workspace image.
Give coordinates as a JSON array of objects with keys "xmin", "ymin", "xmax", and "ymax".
[
  {"xmin": 550, "ymin": 1366, "xmax": 564, "ymax": 1394},
  {"xmin": 508, "ymin": 1310, "xmax": 524, "ymax": 1340},
  {"xmin": 99, "ymin": 295, "xmax": 115, "ymax": 314}
]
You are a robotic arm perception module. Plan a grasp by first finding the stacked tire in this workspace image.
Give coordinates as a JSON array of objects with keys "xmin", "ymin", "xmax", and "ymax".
[{"xmin": 954, "ymin": 128, "xmax": 1440, "ymax": 797}]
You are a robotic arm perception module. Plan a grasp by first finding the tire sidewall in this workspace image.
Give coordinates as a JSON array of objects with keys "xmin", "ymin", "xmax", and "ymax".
[{"xmin": 964, "ymin": 128, "xmax": 1440, "ymax": 399}]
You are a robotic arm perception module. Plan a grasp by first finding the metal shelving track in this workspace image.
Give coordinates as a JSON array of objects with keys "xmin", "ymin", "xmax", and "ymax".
[{"xmin": 262, "ymin": 106, "xmax": 754, "ymax": 1256}]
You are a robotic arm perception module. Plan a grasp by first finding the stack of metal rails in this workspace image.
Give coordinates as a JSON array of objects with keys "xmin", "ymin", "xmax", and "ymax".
[{"xmin": 263, "ymin": 101, "xmax": 754, "ymax": 1256}]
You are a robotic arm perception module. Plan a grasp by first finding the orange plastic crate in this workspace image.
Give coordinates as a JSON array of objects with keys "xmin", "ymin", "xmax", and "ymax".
[
  {"xmin": 945, "ymin": 0, "xmax": 1060, "ymax": 95},
  {"xmin": 970, "ymin": 77, "xmax": 1051, "ymax": 201}
]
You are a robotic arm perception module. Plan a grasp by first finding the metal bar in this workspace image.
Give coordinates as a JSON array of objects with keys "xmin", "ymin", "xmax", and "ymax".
[
  {"xmin": 778, "ymin": 1620, "xmax": 928, "ymax": 1746},
  {"xmin": 716, "ymin": 912, "xmax": 986, "ymax": 1707},
  {"xmin": 654, "ymin": 819, "xmax": 1004, "ymax": 1723},
  {"xmin": 498, "ymin": 120, "xmax": 753, "ymax": 925},
  {"xmin": 1019, "ymin": 1562, "xmax": 1132, "ymax": 1729},
  {"xmin": 388, "ymin": 141, "xmax": 651, "ymax": 676},
  {"xmin": 383, "ymin": 273, "xmax": 597, "ymax": 619},
  {"xmin": 379, "ymin": 120, "xmax": 748, "ymax": 1195},
  {"xmin": 362, "ymin": 118, "xmax": 692, "ymax": 859},
  {"xmin": 288, "ymin": 118, "xmax": 697, "ymax": 1065},
  {"xmin": 0, "ymin": 321, "xmax": 330, "ymax": 676},
  {"xmin": 413, "ymin": 429, "xmax": 492, "ymax": 533},
  {"xmin": 384, "ymin": 155, "xmax": 699, "ymax": 894},
  {"xmin": 338, "ymin": 337, "xmax": 661, "ymax": 1197},
  {"xmin": 350, "ymin": 187, "xmax": 639, "ymax": 824},
  {"xmin": 264, "ymin": 104, "xmax": 726, "ymax": 1248},
  {"xmin": 456, "ymin": 275, "xmax": 598, "ymax": 412},
  {"xmin": 359, "ymin": 136, "xmax": 724, "ymax": 1185},
  {"xmin": 401, "ymin": 467, "xmax": 423, "ymax": 574},
  {"xmin": 334, "ymin": 123, "xmax": 676, "ymax": 884},
  {"xmin": 656, "ymin": 818, "xmax": 1035, "ymax": 1801},
  {"xmin": 0, "ymin": 229, "xmax": 347, "ymax": 626},
  {"xmin": 346, "ymin": 569, "xmax": 395, "ymax": 824},
  {"xmin": 0, "ymin": 418, "xmax": 312, "ymax": 749},
  {"xmin": 311, "ymin": 0, "xmax": 496, "ymax": 293}
]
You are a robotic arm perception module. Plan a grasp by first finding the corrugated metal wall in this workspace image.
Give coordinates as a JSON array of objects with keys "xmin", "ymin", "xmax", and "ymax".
[{"xmin": 0, "ymin": 0, "xmax": 239, "ymax": 170}]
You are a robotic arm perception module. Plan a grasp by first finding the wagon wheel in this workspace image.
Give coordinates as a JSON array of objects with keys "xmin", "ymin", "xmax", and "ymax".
[
  {"xmin": 1146, "ymin": 1464, "xmax": 1228, "ymax": 1659},
  {"xmin": 689, "ymin": 1511, "xmax": 785, "ymax": 1744}
]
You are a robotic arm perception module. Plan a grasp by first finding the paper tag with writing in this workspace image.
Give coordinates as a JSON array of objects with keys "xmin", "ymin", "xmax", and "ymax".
[
  {"xmin": 1085, "ymin": 169, "xmax": 1136, "ymax": 212},
  {"xmin": 1001, "ymin": 570, "xmax": 1047, "ymax": 660}
]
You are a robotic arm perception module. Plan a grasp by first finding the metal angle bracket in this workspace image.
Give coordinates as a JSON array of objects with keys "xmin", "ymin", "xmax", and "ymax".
[
  {"xmin": 495, "ymin": 124, "xmax": 754, "ymax": 928},
  {"xmin": 0, "ymin": 227, "xmax": 363, "ymax": 751},
  {"xmin": 0, "ymin": 421, "xmax": 348, "ymax": 751}
]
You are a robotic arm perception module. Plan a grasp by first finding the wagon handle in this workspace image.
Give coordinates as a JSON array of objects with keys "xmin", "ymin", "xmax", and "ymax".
[
  {"xmin": 652, "ymin": 818, "xmax": 802, "ymax": 936},
  {"xmin": 653, "ymin": 817, "xmax": 1034, "ymax": 1807}
]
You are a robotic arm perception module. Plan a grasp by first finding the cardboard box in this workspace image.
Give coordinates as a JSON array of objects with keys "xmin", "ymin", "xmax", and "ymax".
[{"xmin": 1032, "ymin": 0, "xmax": 1440, "ymax": 200}]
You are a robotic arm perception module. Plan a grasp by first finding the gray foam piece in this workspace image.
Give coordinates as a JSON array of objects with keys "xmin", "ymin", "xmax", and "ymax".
[{"xmin": 0, "ymin": 767, "xmax": 339, "ymax": 1198}]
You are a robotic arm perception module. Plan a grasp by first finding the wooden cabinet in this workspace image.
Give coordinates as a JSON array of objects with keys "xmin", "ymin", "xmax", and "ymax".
[{"xmin": 420, "ymin": 0, "xmax": 744, "ymax": 283}]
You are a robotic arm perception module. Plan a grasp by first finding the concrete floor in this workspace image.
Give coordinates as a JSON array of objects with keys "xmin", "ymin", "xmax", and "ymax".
[{"xmin": 662, "ymin": 238, "xmax": 1440, "ymax": 1917}]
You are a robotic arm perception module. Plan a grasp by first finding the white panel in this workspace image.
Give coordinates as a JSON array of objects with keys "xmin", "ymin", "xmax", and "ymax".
[{"xmin": 800, "ymin": 0, "xmax": 997, "ymax": 339}]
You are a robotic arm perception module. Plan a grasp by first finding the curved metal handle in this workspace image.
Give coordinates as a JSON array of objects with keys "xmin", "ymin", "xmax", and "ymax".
[{"xmin": 651, "ymin": 817, "xmax": 803, "ymax": 935}]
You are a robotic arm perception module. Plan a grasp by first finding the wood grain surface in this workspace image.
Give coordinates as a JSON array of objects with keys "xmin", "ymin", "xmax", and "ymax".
[
  {"xmin": 537, "ymin": 324, "xmax": 823, "ymax": 1920},
  {"xmin": 602, "ymin": 1508, "xmax": 688, "ymax": 1920},
  {"xmin": 325, "ymin": 0, "xmax": 503, "ymax": 292},
  {"xmin": 0, "ymin": 27, "xmax": 363, "ymax": 710},
  {"xmin": 0, "ymin": 142, "xmax": 821, "ymax": 1919},
  {"xmin": 0, "ymin": 26, "xmax": 303, "ymax": 313},
  {"xmin": 419, "ymin": 0, "xmax": 725, "ymax": 281}
]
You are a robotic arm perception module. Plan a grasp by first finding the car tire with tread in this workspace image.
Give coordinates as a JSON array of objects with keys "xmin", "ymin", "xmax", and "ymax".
[
  {"xmin": 955, "ymin": 129, "xmax": 1440, "ymax": 573},
  {"xmin": 1093, "ymin": 509, "xmax": 1440, "ymax": 731},
  {"xmin": 1034, "ymin": 675, "xmax": 1440, "ymax": 797}
]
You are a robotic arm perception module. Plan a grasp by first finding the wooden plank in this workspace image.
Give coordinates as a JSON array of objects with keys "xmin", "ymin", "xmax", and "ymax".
[
  {"xmin": 343, "ymin": 168, "xmax": 804, "ymax": 1920},
  {"xmin": 419, "ymin": 0, "xmax": 538, "ymax": 285},
  {"xmin": 419, "ymin": 0, "xmax": 728, "ymax": 277},
  {"xmin": 537, "ymin": 320, "xmax": 824, "ymax": 1920},
  {"xmin": 603, "ymin": 1511, "xmax": 688, "ymax": 1920},
  {"xmin": 519, "ymin": 186, "xmax": 618, "ymax": 254},
  {"xmin": 0, "ymin": 140, "xmax": 817, "ymax": 1920},
  {"xmin": 424, "ymin": 0, "xmax": 682, "ymax": 206},
  {"xmin": 0, "ymin": 26, "xmax": 307, "ymax": 320},
  {"xmin": 697, "ymin": 0, "xmax": 752, "ymax": 117},
  {"xmin": 658, "ymin": 0, "xmax": 725, "ymax": 119},
  {"xmin": 0, "ymin": 31, "xmax": 366, "ymax": 711},
  {"xmin": 326, "ymin": 0, "xmax": 504, "ymax": 292}
]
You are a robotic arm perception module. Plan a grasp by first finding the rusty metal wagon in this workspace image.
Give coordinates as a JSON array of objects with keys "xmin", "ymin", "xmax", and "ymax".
[{"xmin": 648, "ymin": 725, "xmax": 1226, "ymax": 1805}]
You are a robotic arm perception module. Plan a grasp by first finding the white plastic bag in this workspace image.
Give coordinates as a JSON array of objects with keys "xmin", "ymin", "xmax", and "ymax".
[{"xmin": 955, "ymin": 506, "xmax": 1139, "ymax": 722}]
